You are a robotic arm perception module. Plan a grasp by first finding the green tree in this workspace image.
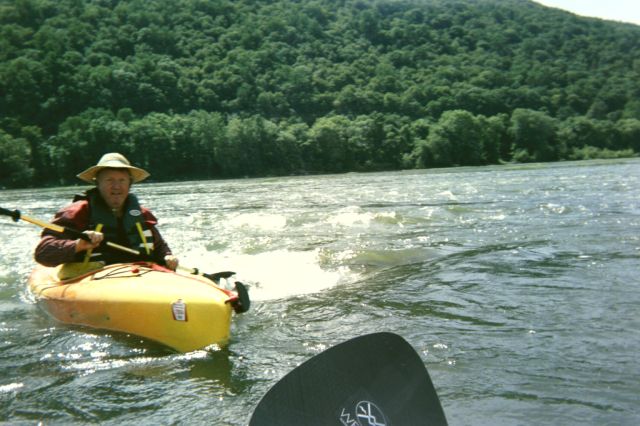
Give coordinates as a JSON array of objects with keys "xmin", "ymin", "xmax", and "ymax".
[
  {"xmin": 0, "ymin": 57, "xmax": 49, "ymax": 121},
  {"xmin": 419, "ymin": 110, "xmax": 484, "ymax": 167},
  {"xmin": 0, "ymin": 129, "xmax": 35, "ymax": 187},
  {"xmin": 616, "ymin": 119, "xmax": 640, "ymax": 152},
  {"xmin": 219, "ymin": 115, "xmax": 281, "ymax": 177},
  {"xmin": 478, "ymin": 114, "xmax": 507, "ymax": 164},
  {"xmin": 306, "ymin": 115, "xmax": 352, "ymax": 172},
  {"xmin": 510, "ymin": 108, "xmax": 560, "ymax": 162}
]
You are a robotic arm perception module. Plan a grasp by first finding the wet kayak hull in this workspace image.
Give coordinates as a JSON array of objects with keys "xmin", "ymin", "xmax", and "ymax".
[{"xmin": 27, "ymin": 262, "xmax": 235, "ymax": 352}]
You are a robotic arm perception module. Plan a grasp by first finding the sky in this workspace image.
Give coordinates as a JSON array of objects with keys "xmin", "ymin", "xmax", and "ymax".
[{"xmin": 533, "ymin": 0, "xmax": 640, "ymax": 26}]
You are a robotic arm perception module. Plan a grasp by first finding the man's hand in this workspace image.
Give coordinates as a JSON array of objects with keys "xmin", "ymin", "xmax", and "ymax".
[
  {"xmin": 164, "ymin": 255, "xmax": 179, "ymax": 271},
  {"xmin": 75, "ymin": 230, "xmax": 104, "ymax": 252}
]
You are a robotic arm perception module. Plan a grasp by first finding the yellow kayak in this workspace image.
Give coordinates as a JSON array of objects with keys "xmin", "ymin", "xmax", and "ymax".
[{"xmin": 27, "ymin": 262, "xmax": 242, "ymax": 352}]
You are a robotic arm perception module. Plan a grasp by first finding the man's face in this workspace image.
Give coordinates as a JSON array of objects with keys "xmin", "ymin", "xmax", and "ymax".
[{"xmin": 96, "ymin": 168, "xmax": 131, "ymax": 211}]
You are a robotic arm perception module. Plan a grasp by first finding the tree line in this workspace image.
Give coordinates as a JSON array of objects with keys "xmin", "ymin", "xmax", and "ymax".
[{"xmin": 1, "ymin": 0, "xmax": 639, "ymax": 188}]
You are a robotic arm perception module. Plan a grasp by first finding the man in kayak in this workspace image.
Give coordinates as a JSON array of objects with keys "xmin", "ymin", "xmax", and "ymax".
[{"xmin": 35, "ymin": 153, "xmax": 179, "ymax": 270}]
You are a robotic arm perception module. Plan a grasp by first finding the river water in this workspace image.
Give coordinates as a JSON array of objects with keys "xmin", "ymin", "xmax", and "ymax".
[{"xmin": 0, "ymin": 159, "xmax": 638, "ymax": 425}]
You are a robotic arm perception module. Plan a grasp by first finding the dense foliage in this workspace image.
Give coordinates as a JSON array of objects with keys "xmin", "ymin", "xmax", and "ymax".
[{"xmin": 1, "ymin": 0, "xmax": 639, "ymax": 188}]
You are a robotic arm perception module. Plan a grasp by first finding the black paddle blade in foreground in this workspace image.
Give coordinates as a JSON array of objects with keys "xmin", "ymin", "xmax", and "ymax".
[{"xmin": 249, "ymin": 332, "xmax": 448, "ymax": 426}]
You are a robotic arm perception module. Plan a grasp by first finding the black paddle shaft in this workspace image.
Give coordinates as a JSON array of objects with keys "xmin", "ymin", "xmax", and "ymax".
[{"xmin": 250, "ymin": 332, "xmax": 448, "ymax": 426}]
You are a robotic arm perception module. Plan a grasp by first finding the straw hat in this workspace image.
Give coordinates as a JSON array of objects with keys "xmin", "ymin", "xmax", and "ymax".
[{"xmin": 77, "ymin": 153, "xmax": 150, "ymax": 184}]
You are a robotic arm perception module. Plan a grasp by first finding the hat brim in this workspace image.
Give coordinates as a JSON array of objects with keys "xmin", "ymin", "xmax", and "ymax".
[{"xmin": 77, "ymin": 165, "xmax": 150, "ymax": 184}]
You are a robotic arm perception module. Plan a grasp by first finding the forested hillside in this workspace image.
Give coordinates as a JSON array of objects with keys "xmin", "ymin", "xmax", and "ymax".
[{"xmin": 1, "ymin": 0, "xmax": 639, "ymax": 188}]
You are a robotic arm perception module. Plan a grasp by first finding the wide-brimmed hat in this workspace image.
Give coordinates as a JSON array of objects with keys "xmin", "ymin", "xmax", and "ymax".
[{"xmin": 77, "ymin": 153, "xmax": 150, "ymax": 184}]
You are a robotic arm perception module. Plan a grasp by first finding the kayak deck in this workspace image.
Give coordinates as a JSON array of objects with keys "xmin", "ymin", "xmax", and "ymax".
[{"xmin": 28, "ymin": 262, "xmax": 236, "ymax": 352}]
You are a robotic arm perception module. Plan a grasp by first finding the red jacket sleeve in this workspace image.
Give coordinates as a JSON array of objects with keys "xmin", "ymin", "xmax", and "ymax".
[{"xmin": 34, "ymin": 201, "xmax": 90, "ymax": 267}]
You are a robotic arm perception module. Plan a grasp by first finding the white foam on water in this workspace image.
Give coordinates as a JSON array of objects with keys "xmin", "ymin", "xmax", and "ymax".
[
  {"xmin": 183, "ymin": 249, "xmax": 342, "ymax": 301},
  {"xmin": 436, "ymin": 190, "xmax": 458, "ymax": 201},
  {"xmin": 327, "ymin": 206, "xmax": 374, "ymax": 227},
  {"xmin": 0, "ymin": 382, "xmax": 24, "ymax": 393},
  {"xmin": 227, "ymin": 213, "xmax": 287, "ymax": 231}
]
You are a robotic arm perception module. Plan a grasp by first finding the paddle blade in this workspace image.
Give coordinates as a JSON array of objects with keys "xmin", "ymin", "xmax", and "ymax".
[
  {"xmin": 0, "ymin": 207, "xmax": 20, "ymax": 222},
  {"xmin": 249, "ymin": 332, "xmax": 447, "ymax": 426},
  {"xmin": 232, "ymin": 281, "xmax": 250, "ymax": 313}
]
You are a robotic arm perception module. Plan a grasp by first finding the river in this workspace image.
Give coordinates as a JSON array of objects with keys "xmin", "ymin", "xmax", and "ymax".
[{"xmin": 1, "ymin": 158, "xmax": 638, "ymax": 425}]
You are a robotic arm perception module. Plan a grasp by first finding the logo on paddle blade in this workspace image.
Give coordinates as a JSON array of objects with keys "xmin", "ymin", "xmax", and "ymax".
[{"xmin": 340, "ymin": 401, "xmax": 388, "ymax": 426}]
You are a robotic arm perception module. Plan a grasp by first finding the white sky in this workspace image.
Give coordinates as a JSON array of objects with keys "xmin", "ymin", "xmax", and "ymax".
[{"xmin": 533, "ymin": 0, "xmax": 640, "ymax": 25}]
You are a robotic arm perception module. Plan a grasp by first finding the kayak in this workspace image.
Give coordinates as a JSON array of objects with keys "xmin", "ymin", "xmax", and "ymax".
[{"xmin": 27, "ymin": 262, "xmax": 239, "ymax": 352}]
